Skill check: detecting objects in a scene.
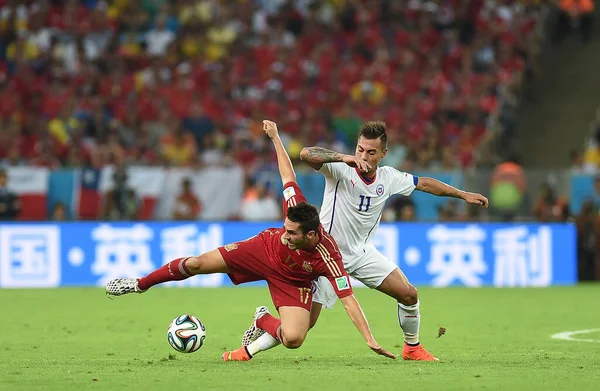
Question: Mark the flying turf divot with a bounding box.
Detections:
[551,328,600,343]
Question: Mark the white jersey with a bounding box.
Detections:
[318,163,417,256]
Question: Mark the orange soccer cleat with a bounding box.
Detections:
[222,346,252,362]
[402,343,439,362]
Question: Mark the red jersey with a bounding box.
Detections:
[258,182,353,299]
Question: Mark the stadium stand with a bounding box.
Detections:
[0,0,549,220]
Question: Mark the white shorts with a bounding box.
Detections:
[312,244,398,309]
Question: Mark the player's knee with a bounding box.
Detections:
[283,337,305,349]
[400,285,418,306]
[397,284,419,305]
[184,256,203,275]
[282,332,306,349]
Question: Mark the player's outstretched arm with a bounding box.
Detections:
[416,177,489,208]
[263,120,296,184]
[339,294,397,359]
[300,147,371,173]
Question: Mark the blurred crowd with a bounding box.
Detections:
[0,1,597,279]
[0,0,547,175]
[0,0,580,222]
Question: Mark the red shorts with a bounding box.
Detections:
[218,236,312,311]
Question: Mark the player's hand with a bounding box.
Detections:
[341,155,372,173]
[367,340,397,359]
[463,192,489,208]
[263,120,279,139]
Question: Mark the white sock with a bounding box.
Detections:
[247,332,281,356]
[398,300,420,345]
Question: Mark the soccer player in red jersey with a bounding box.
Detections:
[106,120,396,361]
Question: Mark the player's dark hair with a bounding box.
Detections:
[358,121,387,150]
[287,202,320,235]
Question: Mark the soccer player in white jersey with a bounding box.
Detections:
[240,121,488,361]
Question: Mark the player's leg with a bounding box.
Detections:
[376,268,420,342]
[242,278,328,354]
[230,289,323,362]
[278,306,310,347]
[257,280,312,348]
[223,305,310,362]
[250,304,310,348]
[107,236,269,296]
[222,305,281,362]
[245,306,280,351]
[309,301,322,329]
[106,249,230,296]
[309,276,338,328]
[233,296,322,362]
[352,246,438,361]
[223,280,312,361]
[139,250,230,290]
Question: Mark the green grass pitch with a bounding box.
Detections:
[1,285,600,391]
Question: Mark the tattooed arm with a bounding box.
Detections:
[299,147,344,170]
[300,147,371,172]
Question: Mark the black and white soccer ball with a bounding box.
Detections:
[167,315,206,353]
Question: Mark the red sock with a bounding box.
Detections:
[138,257,193,291]
[256,314,282,342]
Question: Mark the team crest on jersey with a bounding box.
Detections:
[224,243,238,252]
[302,261,313,273]
[376,184,385,196]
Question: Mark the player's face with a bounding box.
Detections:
[355,137,387,174]
[282,218,312,250]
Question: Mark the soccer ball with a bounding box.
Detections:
[167,315,206,353]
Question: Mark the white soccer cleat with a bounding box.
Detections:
[105,278,146,297]
[241,306,270,346]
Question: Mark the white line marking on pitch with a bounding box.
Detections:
[551,329,600,343]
